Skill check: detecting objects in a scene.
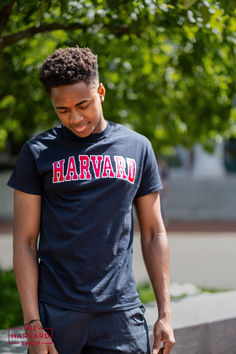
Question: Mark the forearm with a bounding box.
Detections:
[13,240,40,323]
[135,192,175,352]
[141,230,171,319]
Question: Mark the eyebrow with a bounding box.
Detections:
[56,99,89,110]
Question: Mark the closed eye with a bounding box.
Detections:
[79,103,90,110]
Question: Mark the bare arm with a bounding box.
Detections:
[135,191,175,354]
[13,189,41,323]
[13,189,58,353]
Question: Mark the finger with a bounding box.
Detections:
[163,339,175,354]
[152,340,162,354]
[163,344,170,354]
[152,327,163,353]
[152,347,164,354]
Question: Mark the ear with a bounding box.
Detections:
[97,83,106,102]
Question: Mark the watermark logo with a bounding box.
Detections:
[8,326,53,346]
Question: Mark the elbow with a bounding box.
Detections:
[151,229,167,241]
[141,230,168,253]
[13,234,38,261]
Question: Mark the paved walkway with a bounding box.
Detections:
[133,231,236,289]
[1,231,236,289]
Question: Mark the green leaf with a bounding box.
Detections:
[183,0,199,10]
[0,129,7,150]
[41,0,52,12]
[200,5,211,25]
[60,0,68,14]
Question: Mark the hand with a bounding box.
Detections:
[152,317,175,354]
[26,322,59,354]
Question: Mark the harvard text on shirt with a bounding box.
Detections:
[52,155,136,184]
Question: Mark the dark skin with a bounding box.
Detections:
[13,191,57,354]
[135,192,175,353]
[50,81,106,138]
[13,81,175,353]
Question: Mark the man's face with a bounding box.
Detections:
[50,81,106,138]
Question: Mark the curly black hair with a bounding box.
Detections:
[39,47,99,94]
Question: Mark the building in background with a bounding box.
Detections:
[163,138,236,224]
[170,138,236,178]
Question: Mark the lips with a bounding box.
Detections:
[71,122,88,131]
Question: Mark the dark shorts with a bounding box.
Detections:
[28,301,150,354]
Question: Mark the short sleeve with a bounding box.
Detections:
[7,142,42,195]
[135,139,163,199]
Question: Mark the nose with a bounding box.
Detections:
[69,109,83,123]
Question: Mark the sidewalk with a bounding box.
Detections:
[133,231,236,289]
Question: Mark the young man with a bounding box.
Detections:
[8,47,175,354]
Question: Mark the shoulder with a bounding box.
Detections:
[24,125,63,158]
[27,125,62,144]
[108,121,151,146]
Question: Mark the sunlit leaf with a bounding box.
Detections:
[183,0,199,10]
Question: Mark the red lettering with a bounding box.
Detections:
[65,156,79,181]
[102,155,115,178]
[126,158,136,183]
[114,156,127,180]
[52,160,65,183]
[51,155,136,183]
[90,155,103,178]
[79,155,92,180]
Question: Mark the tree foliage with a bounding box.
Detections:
[0,0,235,154]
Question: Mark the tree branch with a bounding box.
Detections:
[0,1,16,37]
[0,22,130,49]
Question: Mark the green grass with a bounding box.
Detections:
[137,282,156,304]
[198,287,231,294]
[137,282,232,304]
[0,269,23,329]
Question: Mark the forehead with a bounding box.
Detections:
[50,81,97,106]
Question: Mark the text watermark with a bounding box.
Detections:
[8,326,53,346]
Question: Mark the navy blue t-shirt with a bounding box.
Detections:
[8,121,163,312]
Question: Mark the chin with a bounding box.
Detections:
[74,130,91,138]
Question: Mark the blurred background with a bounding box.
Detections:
[0,0,236,335]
